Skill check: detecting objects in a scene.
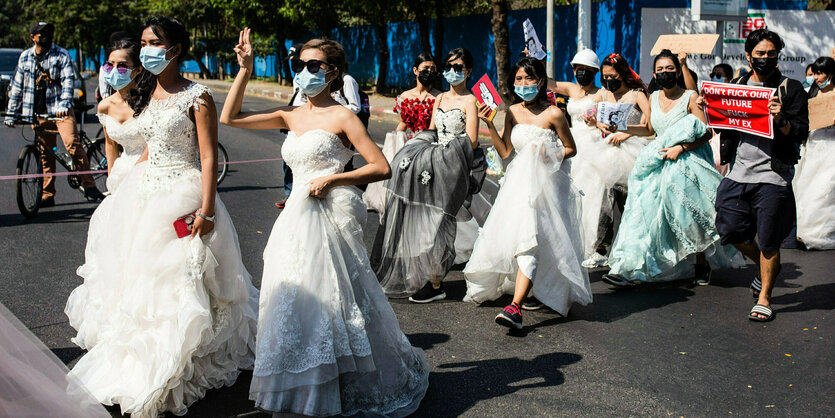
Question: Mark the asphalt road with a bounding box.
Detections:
[0,80,832,417]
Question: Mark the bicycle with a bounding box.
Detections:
[2,104,107,218]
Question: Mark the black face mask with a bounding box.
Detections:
[604,78,622,92]
[36,35,52,48]
[417,69,438,86]
[751,57,778,76]
[655,71,678,89]
[574,69,595,86]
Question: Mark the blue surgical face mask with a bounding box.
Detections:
[103,66,134,91]
[818,76,831,90]
[803,76,815,89]
[293,67,330,97]
[443,68,467,86]
[514,84,539,102]
[140,46,173,75]
[711,75,725,82]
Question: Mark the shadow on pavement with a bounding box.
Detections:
[217,185,281,194]
[51,346,85,364]
[0,205,94,226]
[407,332,451,350]
[414,352,582,416]
[770,281,835,314]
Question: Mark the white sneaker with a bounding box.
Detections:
[581,252,609,269]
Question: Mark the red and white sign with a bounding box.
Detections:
[472,74,502,122]
[701,81,776,139]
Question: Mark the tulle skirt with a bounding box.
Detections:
[463,140,592,315]
[65,167,259,418]
[105,152,141,193]
[607,115,743,282]
[794,126,835,249]
[570,123,648,258]
[251,182,429,417]
[371,131,485,297]
[363,130,408,216]
[0,302,109,418]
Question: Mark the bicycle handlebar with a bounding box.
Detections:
[1,112,63,124]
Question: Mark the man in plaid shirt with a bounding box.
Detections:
[4,22,104,205]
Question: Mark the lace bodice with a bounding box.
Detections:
[650,90,695,137]
[435,108,466,146]
[282,129,354,186]
[137,82,210,193]
[511,124,560,152]
[97,113,145,157]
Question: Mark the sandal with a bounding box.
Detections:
[749,304,774,322]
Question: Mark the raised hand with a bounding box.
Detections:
[678,51,688,67]
[234,27,254,71]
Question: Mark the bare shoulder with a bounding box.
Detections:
[96,97,112,115]
[547,104,566,122]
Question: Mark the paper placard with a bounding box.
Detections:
[650,34,720,56]
[523,19,546,60]
[701,80,776,139]
[808,93,835,131]
[596,102,634,130]
[831,47,835,59]
[472,74,503,122]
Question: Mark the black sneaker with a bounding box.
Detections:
[602,273,632,287]
[521,297,544,311]
[83,186,105,203]
[694,264,712,286]
[40,196,55,208]
[408,282,446,303]
[495,303,523,330]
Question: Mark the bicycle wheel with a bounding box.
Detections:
[85,138,109,191]
[217,142,229,185]
[16,144,43,218]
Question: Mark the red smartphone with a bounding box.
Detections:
[173,212,196,238]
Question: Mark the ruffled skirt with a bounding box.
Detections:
[463,141,592,315]
[251,183,429,417]
[65,168,259,418]
[794,126,835,249]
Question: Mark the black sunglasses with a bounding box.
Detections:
[291,58,332,74]
[444,63,465,72]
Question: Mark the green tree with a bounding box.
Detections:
[0,0,31,48]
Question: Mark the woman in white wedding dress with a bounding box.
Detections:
[65,17,258,418]
[465,57,591,330]
[220,30,429,417]
[794,57,835,249]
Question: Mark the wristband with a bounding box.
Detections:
[197,211,215,223]
[680,144,686,152]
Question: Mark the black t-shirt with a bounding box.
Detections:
[33,52,49,114]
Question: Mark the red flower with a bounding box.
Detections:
[395,97,435,135]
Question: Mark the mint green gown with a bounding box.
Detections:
[607,90,741,282]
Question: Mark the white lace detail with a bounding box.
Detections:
[137,82,211,195]
[97,113,145,157]
[420,170,431,185]
[399,157,412,170]
[281,129,353,186]
[253,229,372,375]
[435,108,466,146]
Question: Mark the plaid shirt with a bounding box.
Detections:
[5,44,75,121]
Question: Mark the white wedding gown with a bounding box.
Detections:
[463,124,592,315]
[794,125,835,249]
[98,113,145,192]
[65,82,259,418]
[566,95,648,259]
[251,129,430,416]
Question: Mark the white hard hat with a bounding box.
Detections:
[570,48,600,70]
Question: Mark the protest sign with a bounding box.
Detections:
[650,34,720,56]
[472,74,502,122]
[523,19,546,60]
[596,102,634,130]
[808,93,835,131]
[701,80,776,138]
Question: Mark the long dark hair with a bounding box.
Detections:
[105,35,155,116]
[413,52,435,70]
[141,16,190,64]
[445,48,473,71]
[508,57,549,105]
[601,53,646,92]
